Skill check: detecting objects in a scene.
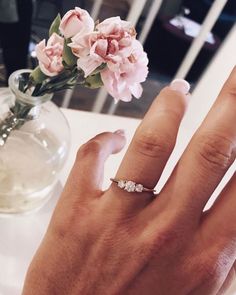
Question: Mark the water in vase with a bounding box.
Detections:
[0,128,66,214]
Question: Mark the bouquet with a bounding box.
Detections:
[32,7,149,101]
[0,7,148,145]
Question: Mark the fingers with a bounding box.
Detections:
[201,172,236,247]
[196,173,236,295]
[107,80,190,211]
[159,67,236,223]
[216,263,236,295]
[62,131,126,199]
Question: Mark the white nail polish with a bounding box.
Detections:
[114,129,126,136]
[170,79,190,94]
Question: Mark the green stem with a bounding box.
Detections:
[30,67,83,97]
[0,102,32,146]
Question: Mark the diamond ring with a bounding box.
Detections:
[110,178,156,193]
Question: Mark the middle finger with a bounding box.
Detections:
[157,67,236,224]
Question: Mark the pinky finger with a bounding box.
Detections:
[216,264,236,295]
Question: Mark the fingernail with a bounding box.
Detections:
[114,129,126,136]
[170,79,190,94]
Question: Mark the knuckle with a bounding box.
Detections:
[133,130,175,158]
[197,253,224,285]
[195,132,235,170]
[51,204,93,241]
[153,229,179,250]
[77,140,103,159]
[144,219,186,254]
[201,260,219,283]
[194,239,232,286]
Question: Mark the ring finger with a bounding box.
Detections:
[107,79,190,212]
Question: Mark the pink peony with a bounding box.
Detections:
[69,16,136,77]
[101,40,149,102]
[59,7,94,39]
[35,33,64,77]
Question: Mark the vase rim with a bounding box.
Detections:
[8,69,53,106]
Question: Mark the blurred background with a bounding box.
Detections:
[0,0,235,118]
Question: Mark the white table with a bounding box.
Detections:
[0,108,235,295]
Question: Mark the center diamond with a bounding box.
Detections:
[124,181,136,192]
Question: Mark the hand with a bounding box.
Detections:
[23,70,236,295]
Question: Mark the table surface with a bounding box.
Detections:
[0,108,235,295]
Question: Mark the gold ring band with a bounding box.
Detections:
[110,178,156,193]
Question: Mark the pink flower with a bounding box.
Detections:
[69,32,97,59]
[101,40,149,102]
[69,16,136,77]
[59,7,94,39]
[35,33,64,77]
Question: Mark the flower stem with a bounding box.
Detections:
[0,102,32,146]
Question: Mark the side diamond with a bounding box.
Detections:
[135,184,144,192]
[118,180,126,189]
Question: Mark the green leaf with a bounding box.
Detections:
[30,66,47,84]
[62,38,77,67]
[49,14,61,36]
[91,63,107,75]
[85,73,103,89]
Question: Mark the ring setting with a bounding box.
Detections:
[110,178,156,193]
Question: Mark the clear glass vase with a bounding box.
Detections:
[0,69,70,214]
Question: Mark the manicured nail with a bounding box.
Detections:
[170,79,190,94]
[114,129,126,136]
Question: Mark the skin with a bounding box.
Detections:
[23,68,236,295]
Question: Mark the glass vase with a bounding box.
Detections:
[0,69,70,214]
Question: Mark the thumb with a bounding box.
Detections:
[63,130,126,198]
